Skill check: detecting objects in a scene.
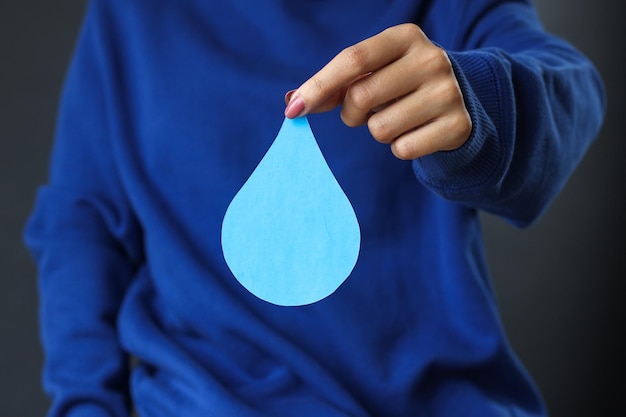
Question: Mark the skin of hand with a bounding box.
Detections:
[284,23,472,160]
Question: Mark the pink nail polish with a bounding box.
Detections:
[284,89,296,105]
[284,96,305,119]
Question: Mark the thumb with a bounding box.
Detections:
[284,87,347,118]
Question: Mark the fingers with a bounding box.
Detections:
[339,54,423,127]
[387,109,472,160]
[283,23,472,159]
[364,61,466,143]
[285,24,422,118]
[351,45,471,159]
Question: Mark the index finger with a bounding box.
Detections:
[285,25,415,118]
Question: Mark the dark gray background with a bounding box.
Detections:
[1,1,624,416]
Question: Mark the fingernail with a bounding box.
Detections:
[284,89,296,105]
[284,95,305,118]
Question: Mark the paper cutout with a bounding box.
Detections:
[221,116,360,306]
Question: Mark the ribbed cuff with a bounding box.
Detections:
[413,50,511,200]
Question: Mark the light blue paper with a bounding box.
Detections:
[221,116,361,306]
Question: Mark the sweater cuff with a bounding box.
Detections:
[413,50,509,199]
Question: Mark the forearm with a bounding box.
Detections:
[414,1,606,226]
[39,246,132,417]
[25,185,140,417]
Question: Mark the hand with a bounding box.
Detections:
[284,24,472,160]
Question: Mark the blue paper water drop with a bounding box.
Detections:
[221,116,360,306]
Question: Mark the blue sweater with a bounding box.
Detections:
[24,0,605,416]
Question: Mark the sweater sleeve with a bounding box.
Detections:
[414,0,606,227]
[23,2,142,416]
